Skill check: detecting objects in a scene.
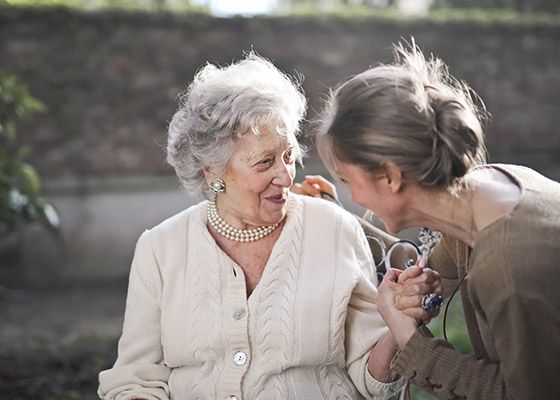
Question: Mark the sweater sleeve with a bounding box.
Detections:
[393,290,560,400]
[390,230,509,399]
[391,326,506,399]
[98,230,171,400]
[344,219,405,400]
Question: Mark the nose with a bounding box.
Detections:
[272,161,295,188]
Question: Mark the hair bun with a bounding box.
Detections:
[422,91,485,187]
[316,39,488,191]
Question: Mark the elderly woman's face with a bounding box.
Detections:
[216,126,297,228]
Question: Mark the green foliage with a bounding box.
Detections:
[428,292,473,354]
[426,7,560,25]
[432,0,560,14]
[0,69,59,238]
[277,0,560,16]
[274,2,560,25]
[2,0,209,13]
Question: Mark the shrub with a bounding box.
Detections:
[0,69,59,238]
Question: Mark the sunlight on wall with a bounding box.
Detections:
[396,0,433,16]
[194,0,277,16]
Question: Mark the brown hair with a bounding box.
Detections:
[317,40,487,190]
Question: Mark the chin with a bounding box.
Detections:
[386,219,412,235]
[384,224,399,235]
[380,218,400,235]
[264,206,288,225]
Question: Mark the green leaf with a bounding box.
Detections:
[19,162,41,194]
[0,69,51,236]
[3,120,16,140]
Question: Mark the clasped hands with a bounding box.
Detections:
[377,258,443,348]
[293,175,443,349]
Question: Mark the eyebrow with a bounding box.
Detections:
[252,149,273,160]
[247,150,272,166]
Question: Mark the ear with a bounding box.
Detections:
[383,161,403,193]
[202,165,214,185]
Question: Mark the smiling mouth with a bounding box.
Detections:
[265,193,288,204]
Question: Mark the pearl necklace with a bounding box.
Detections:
[207,200,279,242]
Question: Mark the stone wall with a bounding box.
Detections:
[2,7,560,179]
[1,7,559,283]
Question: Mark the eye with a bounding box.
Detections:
[259,158,273,165]
[283,148,295,164]
[254,157,273,170]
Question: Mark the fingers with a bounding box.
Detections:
[397,257,427,283]
[395,261,443,323]
[395,275,443,306]
[291,182,306,195]
[378,269,403,304]
[381,268,403,285]
[395,293,423,310]
[291,180,322,198]
[397,265,422,284]
[399,267,441,287]
[395,291,441,324]
[402,307,440,325]
[304,175,338,198]
[292,175,339,204]
[290,183,304,194]
[398,282,442,297]
[394,286,443,307]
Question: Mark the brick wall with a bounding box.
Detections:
[1,7,560,181]
[1,7,559,282]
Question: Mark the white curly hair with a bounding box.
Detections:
[166,52,307,198]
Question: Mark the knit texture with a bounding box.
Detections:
[98,194,404,400]
[392,164,560,400]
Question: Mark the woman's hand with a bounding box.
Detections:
[395,258,443,325]
[377,268,419,349]
[292,175,338,202]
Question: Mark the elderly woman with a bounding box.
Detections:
[314,41,560,399]
[97,54,441,400]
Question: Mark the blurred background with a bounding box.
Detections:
[1,0,559,398]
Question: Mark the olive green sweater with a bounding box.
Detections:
[390,164,560,399]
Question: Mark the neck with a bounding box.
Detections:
[207,199,280,243]
[405,185,478,248]
[215,194,253,230]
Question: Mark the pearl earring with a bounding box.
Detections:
[210,178,226,194]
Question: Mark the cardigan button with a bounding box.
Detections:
[233,309,246,320]
[233,351,247,366]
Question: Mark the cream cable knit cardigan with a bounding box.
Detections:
[98,194,403,400]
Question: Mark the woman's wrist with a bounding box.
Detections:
[393,325,416,349]
[367,331,401,382]
[383,314,417,349]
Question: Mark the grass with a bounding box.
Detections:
[0,334,118,400]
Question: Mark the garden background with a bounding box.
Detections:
[1,0,559,399]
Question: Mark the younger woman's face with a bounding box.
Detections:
[335,160,406,234]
